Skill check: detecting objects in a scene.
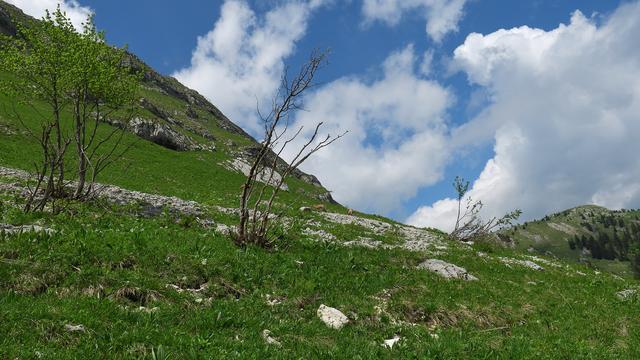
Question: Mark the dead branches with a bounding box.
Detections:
[234,50,346,247]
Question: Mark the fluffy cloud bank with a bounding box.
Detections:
[408,3,640,231]
[6,0,92,30]
[361,0,467,42]
[285,45,453,212]
[173,0,325,134]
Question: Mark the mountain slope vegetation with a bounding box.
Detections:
[507,205,640,277]
[1,2,639,358]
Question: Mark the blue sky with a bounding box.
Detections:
[9,0,640,230]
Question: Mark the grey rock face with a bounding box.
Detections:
[417,259,478,281]
[128,118,215,152]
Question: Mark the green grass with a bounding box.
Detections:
[0,70,331,212]
[1,39,639,359]
[1,197,639,358]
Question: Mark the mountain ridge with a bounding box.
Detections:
[0,0,330,198]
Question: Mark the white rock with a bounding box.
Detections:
[0,224,56,235]
[525,255,561,268]
[137,306,159,314]
[499,257,544,271]
[228,158,288,190]
[64,324,86,332]
[302,228,336,241]
[382,335,401,349]
[616,289,637,301]
[317,304,349,329]
[215,223,233,234]
[417,259,478,281]
[299,206,311,212]
[262,330,282,346]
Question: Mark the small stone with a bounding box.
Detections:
[299,206,311,212]
[137,306,159,313]
[64,324,86,332]
[265,294,283,306]
[382,335,401,349]
[317,304,349,329]
[262,329,282,346]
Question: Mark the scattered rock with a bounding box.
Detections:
[320,212,442,251]
[499,257,544,271]
[0,224,56,235]
[262,330,282,346]
[417,259,478,281]
[0,122,17,135]
[317,304,349,329]
[525,255,561,268]
[214,223,233,234]
[299,206,311,212]
[226,158,288,190]
[136,306,159,314]
[616,289,637,301]
[547,222,579,236]
[94,183,203,216]
[302,228,336,242]
[64,324,86,332]
[382,335,401,349]
[265,294,285,306]
[185,106,199,119]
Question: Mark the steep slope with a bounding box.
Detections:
[505,205,640,276]
[1,2,640,358]
[2,167,640,358]
[0,0,329,202]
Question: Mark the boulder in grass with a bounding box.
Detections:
[417,259,478,281]
[317,304,349,329]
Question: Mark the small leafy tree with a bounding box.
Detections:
[235,50,346,248]
[0,8,76,211]
[450,176,521,242]
[66,17,139,198]
[453,176,469,232]
[0,7,139,211]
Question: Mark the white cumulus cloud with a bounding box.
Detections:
[361,0,467,42]
[173,0,326,134]
[6,0,92,30]
[408,3,640,231]
[284,45,453,212]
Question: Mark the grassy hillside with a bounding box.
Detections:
[1,175,640,358]
[0,0,333,208]
[505,205,640,277]
[1,1,640,358]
